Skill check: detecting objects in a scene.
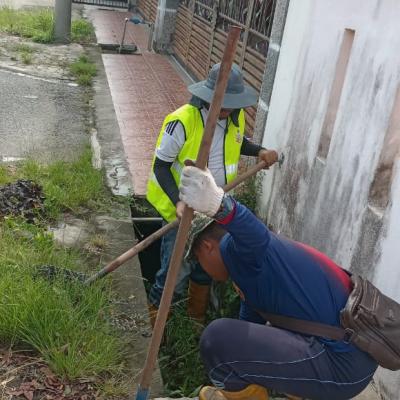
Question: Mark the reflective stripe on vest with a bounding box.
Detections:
[146,104,245,222]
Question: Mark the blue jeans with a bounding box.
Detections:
[148,223,212,307]
[201,318,378,400]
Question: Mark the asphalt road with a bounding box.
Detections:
[0,69,87,163]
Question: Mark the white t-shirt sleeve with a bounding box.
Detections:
[156,120,186,163]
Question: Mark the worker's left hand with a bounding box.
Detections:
[258,149,279,169]
[179,166,224,217]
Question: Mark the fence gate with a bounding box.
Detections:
[173,0,276,135]
[72,0,128,8]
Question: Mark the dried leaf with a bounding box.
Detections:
[23,390,34,400]
[6,389,21,396]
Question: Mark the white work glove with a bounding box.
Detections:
[179,166,224,217]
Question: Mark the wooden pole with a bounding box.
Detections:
[84,160,270,285]
[135,25,242,400]
[83,219,179,285]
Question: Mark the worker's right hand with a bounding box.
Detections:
[176,200,186,219]
[179,166,224,217]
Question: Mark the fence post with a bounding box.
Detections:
[239,0,255,68]
[153,0,180,53]
[184,0,196,60]
[54,0,72,43]
[206,0,220,72]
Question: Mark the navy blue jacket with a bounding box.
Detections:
[219,200,354,352]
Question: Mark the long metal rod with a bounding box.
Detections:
[135,26,242,400]
[84,159,269,286]
[119,18,129,53]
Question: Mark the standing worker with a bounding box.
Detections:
[178,165,378,400]
[146,63,278,325]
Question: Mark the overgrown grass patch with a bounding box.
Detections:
[0,7,54,43]
[16,43,35,53]
[70,55,97,86]
[0,218,124,379]
[0,164,10,184]
[160,304,206,397]
[71,19,95,43]
[235,171,264,213]
[20,50,32,64]
[0,8,95,44]
[0,217,82,271]
[159,284,240,397]
[5,148,108,220]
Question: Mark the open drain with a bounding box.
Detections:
[98,16,153,54]
[99,43,137,54]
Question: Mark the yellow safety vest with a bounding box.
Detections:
[147,104,245,222]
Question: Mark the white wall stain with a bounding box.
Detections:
[260,0,400,397]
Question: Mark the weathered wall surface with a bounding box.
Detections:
[259,0,400,398]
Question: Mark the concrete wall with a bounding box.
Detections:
[259,0,400,398]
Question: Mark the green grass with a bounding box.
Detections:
[16,43,34,53]
[234,171,264,213]
[0,149,131,385]
[0,165,10,184]
[160,304,206,397]
[0,7,54,43]
[0,217,81,271]
[1,148,108,220]
[0,8,95,44]
[70,55,97,86]
[159,283,240,397]
[20,50,32,64]
[71,19,95,43]
[0,218,124,379]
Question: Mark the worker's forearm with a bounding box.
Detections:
[240,136,264,157]
[216,195,271,255]
[153,157,180,206]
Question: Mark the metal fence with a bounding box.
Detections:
[72,0,128,8]
[172,0,277,134]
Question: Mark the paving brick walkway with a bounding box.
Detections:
[88,8,190,195]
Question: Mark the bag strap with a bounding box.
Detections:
[256,310,353,342]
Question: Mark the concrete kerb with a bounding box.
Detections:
[88,42,164,397]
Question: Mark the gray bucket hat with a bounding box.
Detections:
[187,63,258,109]
[184,213,214,261]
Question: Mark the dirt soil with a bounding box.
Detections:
[0,348,100,400]
[0,33,84,81]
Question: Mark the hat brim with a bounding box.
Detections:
[184,217,214,261]
[187,81,258,109]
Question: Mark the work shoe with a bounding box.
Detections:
[187,280,211,325]
[147,303,172,330]
[147,302,158,329]
[199,384,269,400]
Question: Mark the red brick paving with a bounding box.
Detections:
[88,9,190,195]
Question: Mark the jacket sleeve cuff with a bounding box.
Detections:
[215,194,236,225]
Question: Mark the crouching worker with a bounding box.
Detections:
[179,166,377,400]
